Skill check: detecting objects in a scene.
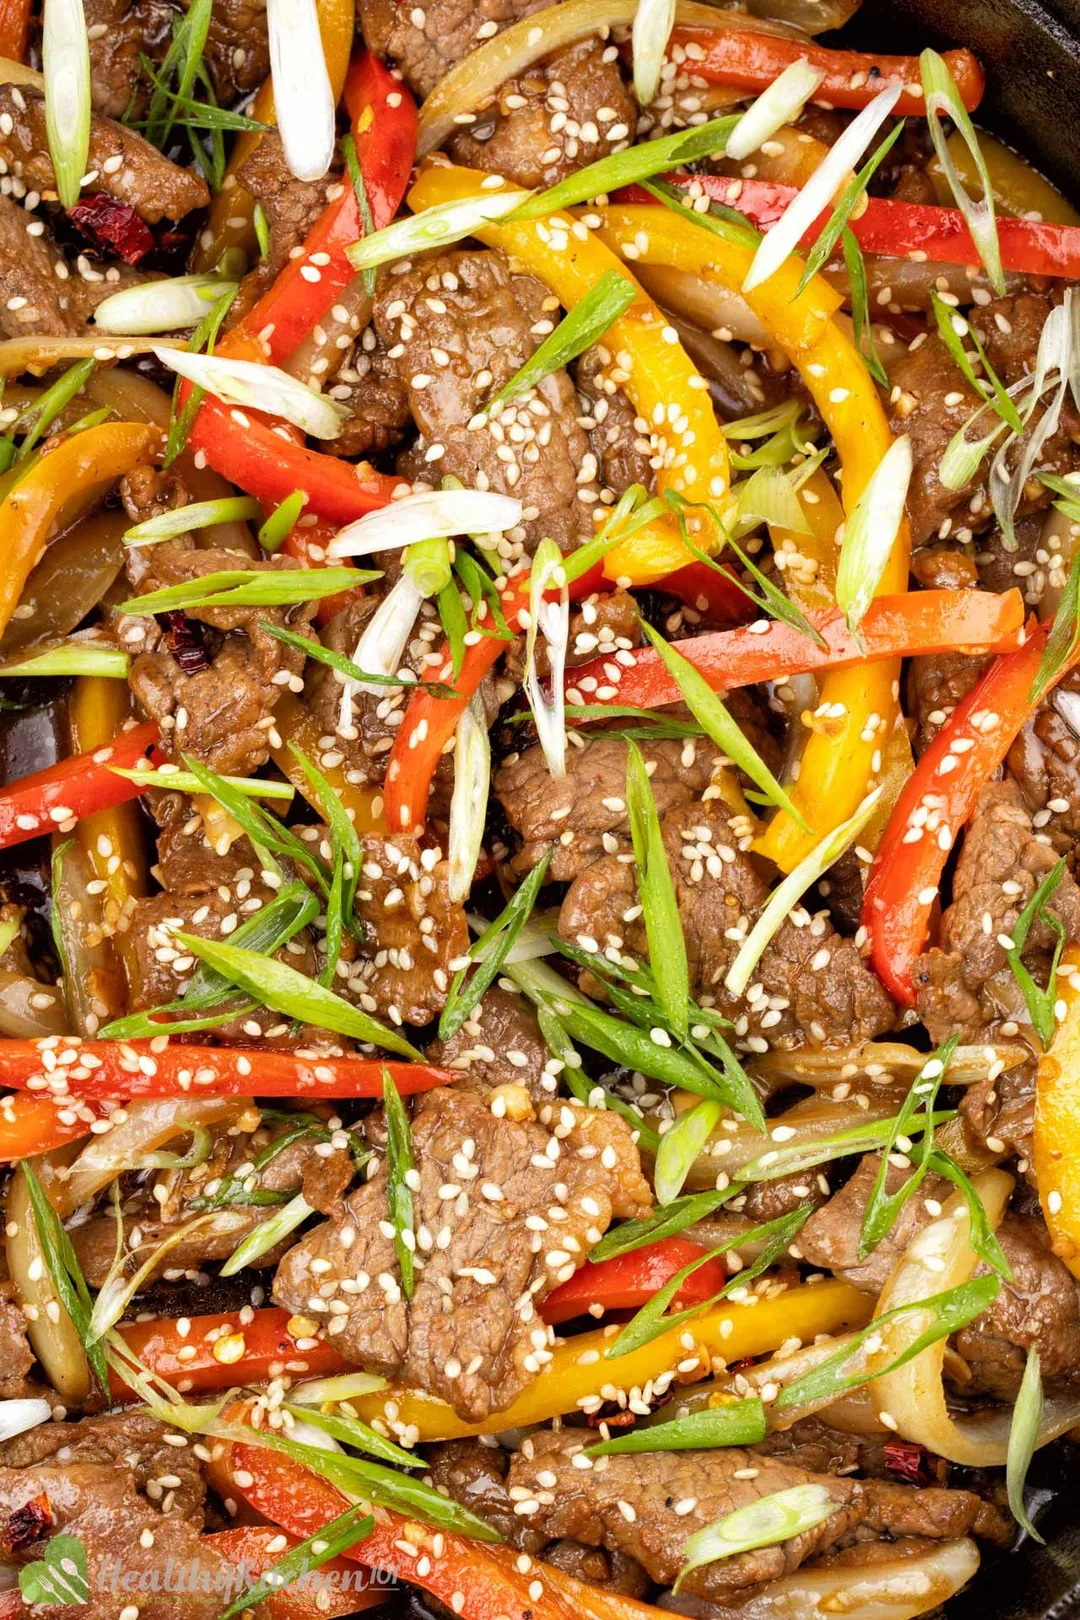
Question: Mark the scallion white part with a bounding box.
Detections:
[328,489,522,558]
[289,1371,388,1404]
[42,0,91,211]
[0,642,130,679]
[0,1397,52,1442]
[345,189,534,273]
[835,436,912,632]
[339,571,425,729]
[448,692,491,904]
[742,82,902,293]
[725,788,881,999]
[676,1484,839,1590]
[219,1194,314,1277]
[94,276,238,335]
[267,0,335,182]
[725,59,825,162]
[153,347,346,440]
[125,495,261,545]
[632,0,677,107]
[989,293,1074,549]
[524,538,570,780]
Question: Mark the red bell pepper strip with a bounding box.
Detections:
[0,0,31,60]
[282,515,371,623]
[540,1238,726,1326]
[207,1528,388,1618]
[209,1431,665,1620]
[112,1307,351,1399]
[385,578,528,834]
[566,589,1025,711]
[666,30,983,116]
[0,718,158,852]
[235,53,417,366]
[863,620,1069,1005]
[657,560,754,626]
[0,1040,457,1099]
[662,174,1080,282]
[0,1092,113,1162]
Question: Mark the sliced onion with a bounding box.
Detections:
[0,966,69,1038]
[0,56,43,91]
[448,691,491,904]
[725,60,825,162]
[94,276,238,336]
[633,264,769,349]
[0,1398,51,1442]
[42,0,91,211]
[868,1170,1080,1463]
[632,0,678,107]
[6,1162,90,1405]
[729,1537,981,1620]
[721,1333,885,1436]
[725,788,880,998]
[267,0,335,183]
[750,1041,1029,1094]
[54,1096,245,1218]
[153,348,345,440]
[328,489,522,559]
[0,334,186,378]
[525,537,569,780]
[0,509,127,658]
[746,0,860,33]
[416,0,801,157]
[835,436,912,632]
[743,82,903,293]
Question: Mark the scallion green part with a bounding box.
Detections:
[258,490,306,553]
[626,738,688,1041]
[487,270,636,411]
[383,1069,416,1300]
[121,567,377,615]
[125,496,261,547]
[217,1504,374,1620]
[588,1398,766,1455]
[438,848,552,1040]
[0,643,130,680]
[1007,1346,1045,1542]
[675,1484,839,1590]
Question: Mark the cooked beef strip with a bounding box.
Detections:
[323,333,411,459]
[912,778,1080,1044]
[372,249,602,560]
[201,0,271,106]
[361,0,634,188]
[235,134,340,280]
[505,589,642,687]
[0,1282,35,1398]
[336,832,470,1027]
[560,801,895,1049]
[0,193,149,338]
[505,1429,1009,1601]
[428,1438,651,1596]
[953,1214,1080,1400]
[426,987,556,1107]
[0,84,208,223]
[959,1056,1036,1170]
[496,734,721,882]
[575,345,654,499]
[1007,666,1080,840]
[0,1412,235,1620]
[85,0,176,119]
[125,544,314,777]
[907,652,987,756]
[273,1085,651,1422]
[70,1110,354,1287]
[887,294,1080,549]
[799,1154,950,1296]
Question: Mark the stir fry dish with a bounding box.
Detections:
[5,0,1080,1614]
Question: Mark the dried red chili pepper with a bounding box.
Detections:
[67,194,155,265]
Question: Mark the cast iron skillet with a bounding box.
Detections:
[836,2,1080,1614]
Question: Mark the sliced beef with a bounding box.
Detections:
[959,1056,1036,1169]
[1007,666,1080,839]
[576,345,653,500]
[426,987,555,1107]
[0,1412,235,1620]
[372,250,599,559]
[496,734,720,882]
[325,335,411,459]
[235,133,339,279]
[365,0,634,188]
[560,802,895,1049]
[0,1283,34,1398]
[273,1085,651,1422]
[912,779,1080,1043]
[340,833,470,1027]
[953,1214,1080,1401]
[126,544,313,776]
[0,84,208,223]
[908,652,987,756]
[799,1154,949,1295]
[505,1429,1009,1601]
[0,193,91,337]
[85,0,176,119]
[202,0,271,105]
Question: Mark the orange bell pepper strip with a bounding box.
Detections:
[0,0,31,61]
[668,30,984,117]
[0,1092,108,1162]
[590,202,913,872]
[190,0,354,274]
[0,421,163,639]
[405,165,732,586]
[1034,944,1080,1281]
[343,1277,870,1441]
[207,1527,388,1618]
[112,1306,352,1399]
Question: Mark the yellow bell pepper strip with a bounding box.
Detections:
[592,203,913,871]
[405,165,732,586]
[343,1277,869,1442]
[769,465,843,614]
[270,689,388,835]
[1034,944,1080,1280]
[929,128,1080,228]
[67,678,149,990]
[189,0,354,275]
[0,421,163,639]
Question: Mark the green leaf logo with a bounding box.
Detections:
[19,1535,89,1606]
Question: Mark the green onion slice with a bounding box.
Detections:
[383,1069,416,1301]
[125,496,260,546]
[921,48,1005,296]
[835,437,912,634]
[588,1397,766,1455]
[1007,1346,1045,1542]
[626,738,689,1041]
[347,189,533,273]
[217,1504,374,1620]
[675,1484,839,1590]
[43,0,92,210]
[121,567,374,615]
